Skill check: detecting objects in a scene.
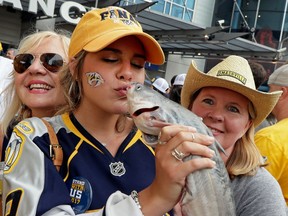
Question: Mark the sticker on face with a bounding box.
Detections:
[86,72,104,87]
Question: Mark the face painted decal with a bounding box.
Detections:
[86,72,104,87]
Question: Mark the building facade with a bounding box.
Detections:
[0,0,287,81]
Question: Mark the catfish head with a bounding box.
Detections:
[127,82,172,146]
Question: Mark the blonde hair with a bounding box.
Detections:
[226,125,264,179]
[0,30,70,135]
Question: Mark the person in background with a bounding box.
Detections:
[0,30,70,159]
[0,56,13,121]
[0,42,2,50]
[0,50,13,214]
[249,61,277,132]
[181,55,286,215]
[255,64,288,205]
[169,73,186,104]
[249,61,267,89]
[170,74,177,86]
[0,42,3,56]
[6,48,18,60]
[152,77,169,97]
[3,7,216,215]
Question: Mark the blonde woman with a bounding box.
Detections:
[0,30,70,159]
[180,55,286,215]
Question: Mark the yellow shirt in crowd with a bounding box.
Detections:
[255,118,288,205]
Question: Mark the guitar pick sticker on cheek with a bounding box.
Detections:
[86,72,105,87]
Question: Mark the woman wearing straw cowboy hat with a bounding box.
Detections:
[180,55,287,215]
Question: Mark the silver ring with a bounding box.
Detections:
[158,132,162,140]
[191,133,196,141]
[171,148,185,161]
[158,140,167,145]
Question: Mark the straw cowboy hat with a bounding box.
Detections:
[181,55,282,127]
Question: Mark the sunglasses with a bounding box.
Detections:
[13,53,65,74]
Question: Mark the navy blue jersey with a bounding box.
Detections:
[3,113,162,215]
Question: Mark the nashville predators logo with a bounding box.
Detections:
[4,132,23,172]
[86,72,104,87]
[109,162,126,177]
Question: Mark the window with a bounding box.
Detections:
[165,2,171,15]
[171,5,183,19]
[186,0,195,9]
[149,0,195,21]
[184,9,193,22]
[151,0,165,12]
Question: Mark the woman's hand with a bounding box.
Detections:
[138,125,216,216]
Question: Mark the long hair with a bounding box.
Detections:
[58,50,87,114]
[0,30,70,135]
[225,125,264,179]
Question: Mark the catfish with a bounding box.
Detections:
[126,82,236,216]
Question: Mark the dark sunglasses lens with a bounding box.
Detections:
[14,54,34,74]
[41,53,64,72]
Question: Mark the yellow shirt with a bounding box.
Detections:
[255,118,288,205]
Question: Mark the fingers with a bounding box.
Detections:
[158,125,197,144]
[156,124,216,169]
[173,143,215,161]
[172,157,216,179]
[158,125,215,153]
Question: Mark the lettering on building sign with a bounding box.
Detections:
[0,0,88,24]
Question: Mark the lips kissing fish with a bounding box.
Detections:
[126,82,236,216]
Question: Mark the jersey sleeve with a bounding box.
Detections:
[3,118,70,215]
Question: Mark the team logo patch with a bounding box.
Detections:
[15,121,33,134]
[109,162,126,177]
[100,8,140,28]
[68,177,93,214]
[4,132,23,172]
[217,70,247,84]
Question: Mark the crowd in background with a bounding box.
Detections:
[0,6,287,215]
